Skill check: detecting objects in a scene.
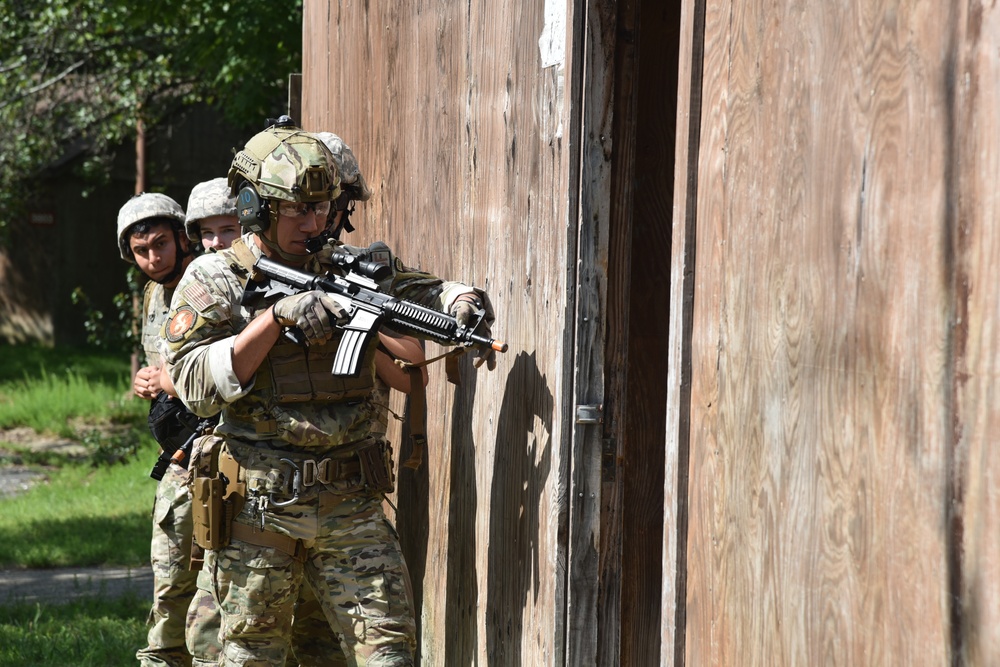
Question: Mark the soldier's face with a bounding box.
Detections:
[199,215,241,251]
[129,222,188,281]
[274,205,326,257]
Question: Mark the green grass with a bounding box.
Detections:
[0,594,148,667]
[0,343,145,437]
[0,344,157,665]
[0,343,156,568]
[0,439,157,568]
[0,343,132,384]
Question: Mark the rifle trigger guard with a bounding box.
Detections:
[269,458,302,507]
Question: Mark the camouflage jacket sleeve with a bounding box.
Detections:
[324,241,495,325]
[155,250,255,417]
[141,281,170,368]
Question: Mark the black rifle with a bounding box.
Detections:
[149,417,217,481]
[253,250,507,377]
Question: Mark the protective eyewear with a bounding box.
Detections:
[277,200,332,218]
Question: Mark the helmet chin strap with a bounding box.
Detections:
[332,204,356,241]
[305,216,341,253]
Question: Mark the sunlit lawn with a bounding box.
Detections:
[0,344,155,665]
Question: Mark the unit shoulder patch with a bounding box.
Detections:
[166,305,198,342]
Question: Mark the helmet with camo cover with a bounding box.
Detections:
[227,121,341,206]
[116,192,185,262]
[315,132,372,205]
[184,177,237,241]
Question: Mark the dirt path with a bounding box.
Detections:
[0,565,153,604]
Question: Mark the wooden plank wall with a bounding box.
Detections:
[301,1,580,664]
[675,0,1000,664]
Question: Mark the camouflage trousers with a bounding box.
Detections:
[137,464,200,667]
[189,550,350,667]
[186,567,222,667]
[210,487,416,666]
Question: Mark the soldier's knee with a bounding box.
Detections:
[220,639,287,666]
[365,643,414,667]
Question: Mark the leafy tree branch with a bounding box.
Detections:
[0,0,303,238]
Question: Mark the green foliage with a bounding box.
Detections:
[0,0,303,235]
[71,265,145,355]
[0,595,148,666]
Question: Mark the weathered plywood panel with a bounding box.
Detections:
[302,1,577,664]
[679,1,1000,664]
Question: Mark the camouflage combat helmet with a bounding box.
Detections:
[315,132,373,203]
[185,177,237,241]
[228,123,341,204]
[116,192,185,262]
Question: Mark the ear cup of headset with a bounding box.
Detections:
[237,184,270,233]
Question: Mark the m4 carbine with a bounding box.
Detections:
[253,249,507,377]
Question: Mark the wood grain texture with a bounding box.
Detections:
[565,0,615,662]
[663,0,706,662]
[302,1,577,663]
[682,1,1000,665]
[949,2,1000,663]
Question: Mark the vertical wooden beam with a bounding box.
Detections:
[662,0,705,663]
[564,0,616,663]
[949,2,1000,663]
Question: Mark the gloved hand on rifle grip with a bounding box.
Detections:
[450,293,497,371]
[272,290,349,346]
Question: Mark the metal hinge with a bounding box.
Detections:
[575,404,603,424]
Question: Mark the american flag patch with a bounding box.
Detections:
[182,281,214,312]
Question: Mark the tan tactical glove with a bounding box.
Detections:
[451,293,497,371]
[272,290,348,346]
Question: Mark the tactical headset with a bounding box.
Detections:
[237,182,272,233]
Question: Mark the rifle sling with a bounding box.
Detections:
[393,348,467,470]
[401,366,426,470]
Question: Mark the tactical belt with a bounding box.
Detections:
[229,438,374,497]
[230,521,305,561]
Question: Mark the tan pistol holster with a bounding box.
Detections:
[189,434,246,550]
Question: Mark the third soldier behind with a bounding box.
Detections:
[117,192,200,667]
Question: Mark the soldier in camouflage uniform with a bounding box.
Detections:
[117,193,200,667]
[180,178,238,667]
[181,155,426,667]
[186,178,242,254]
[164,125,448,666]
